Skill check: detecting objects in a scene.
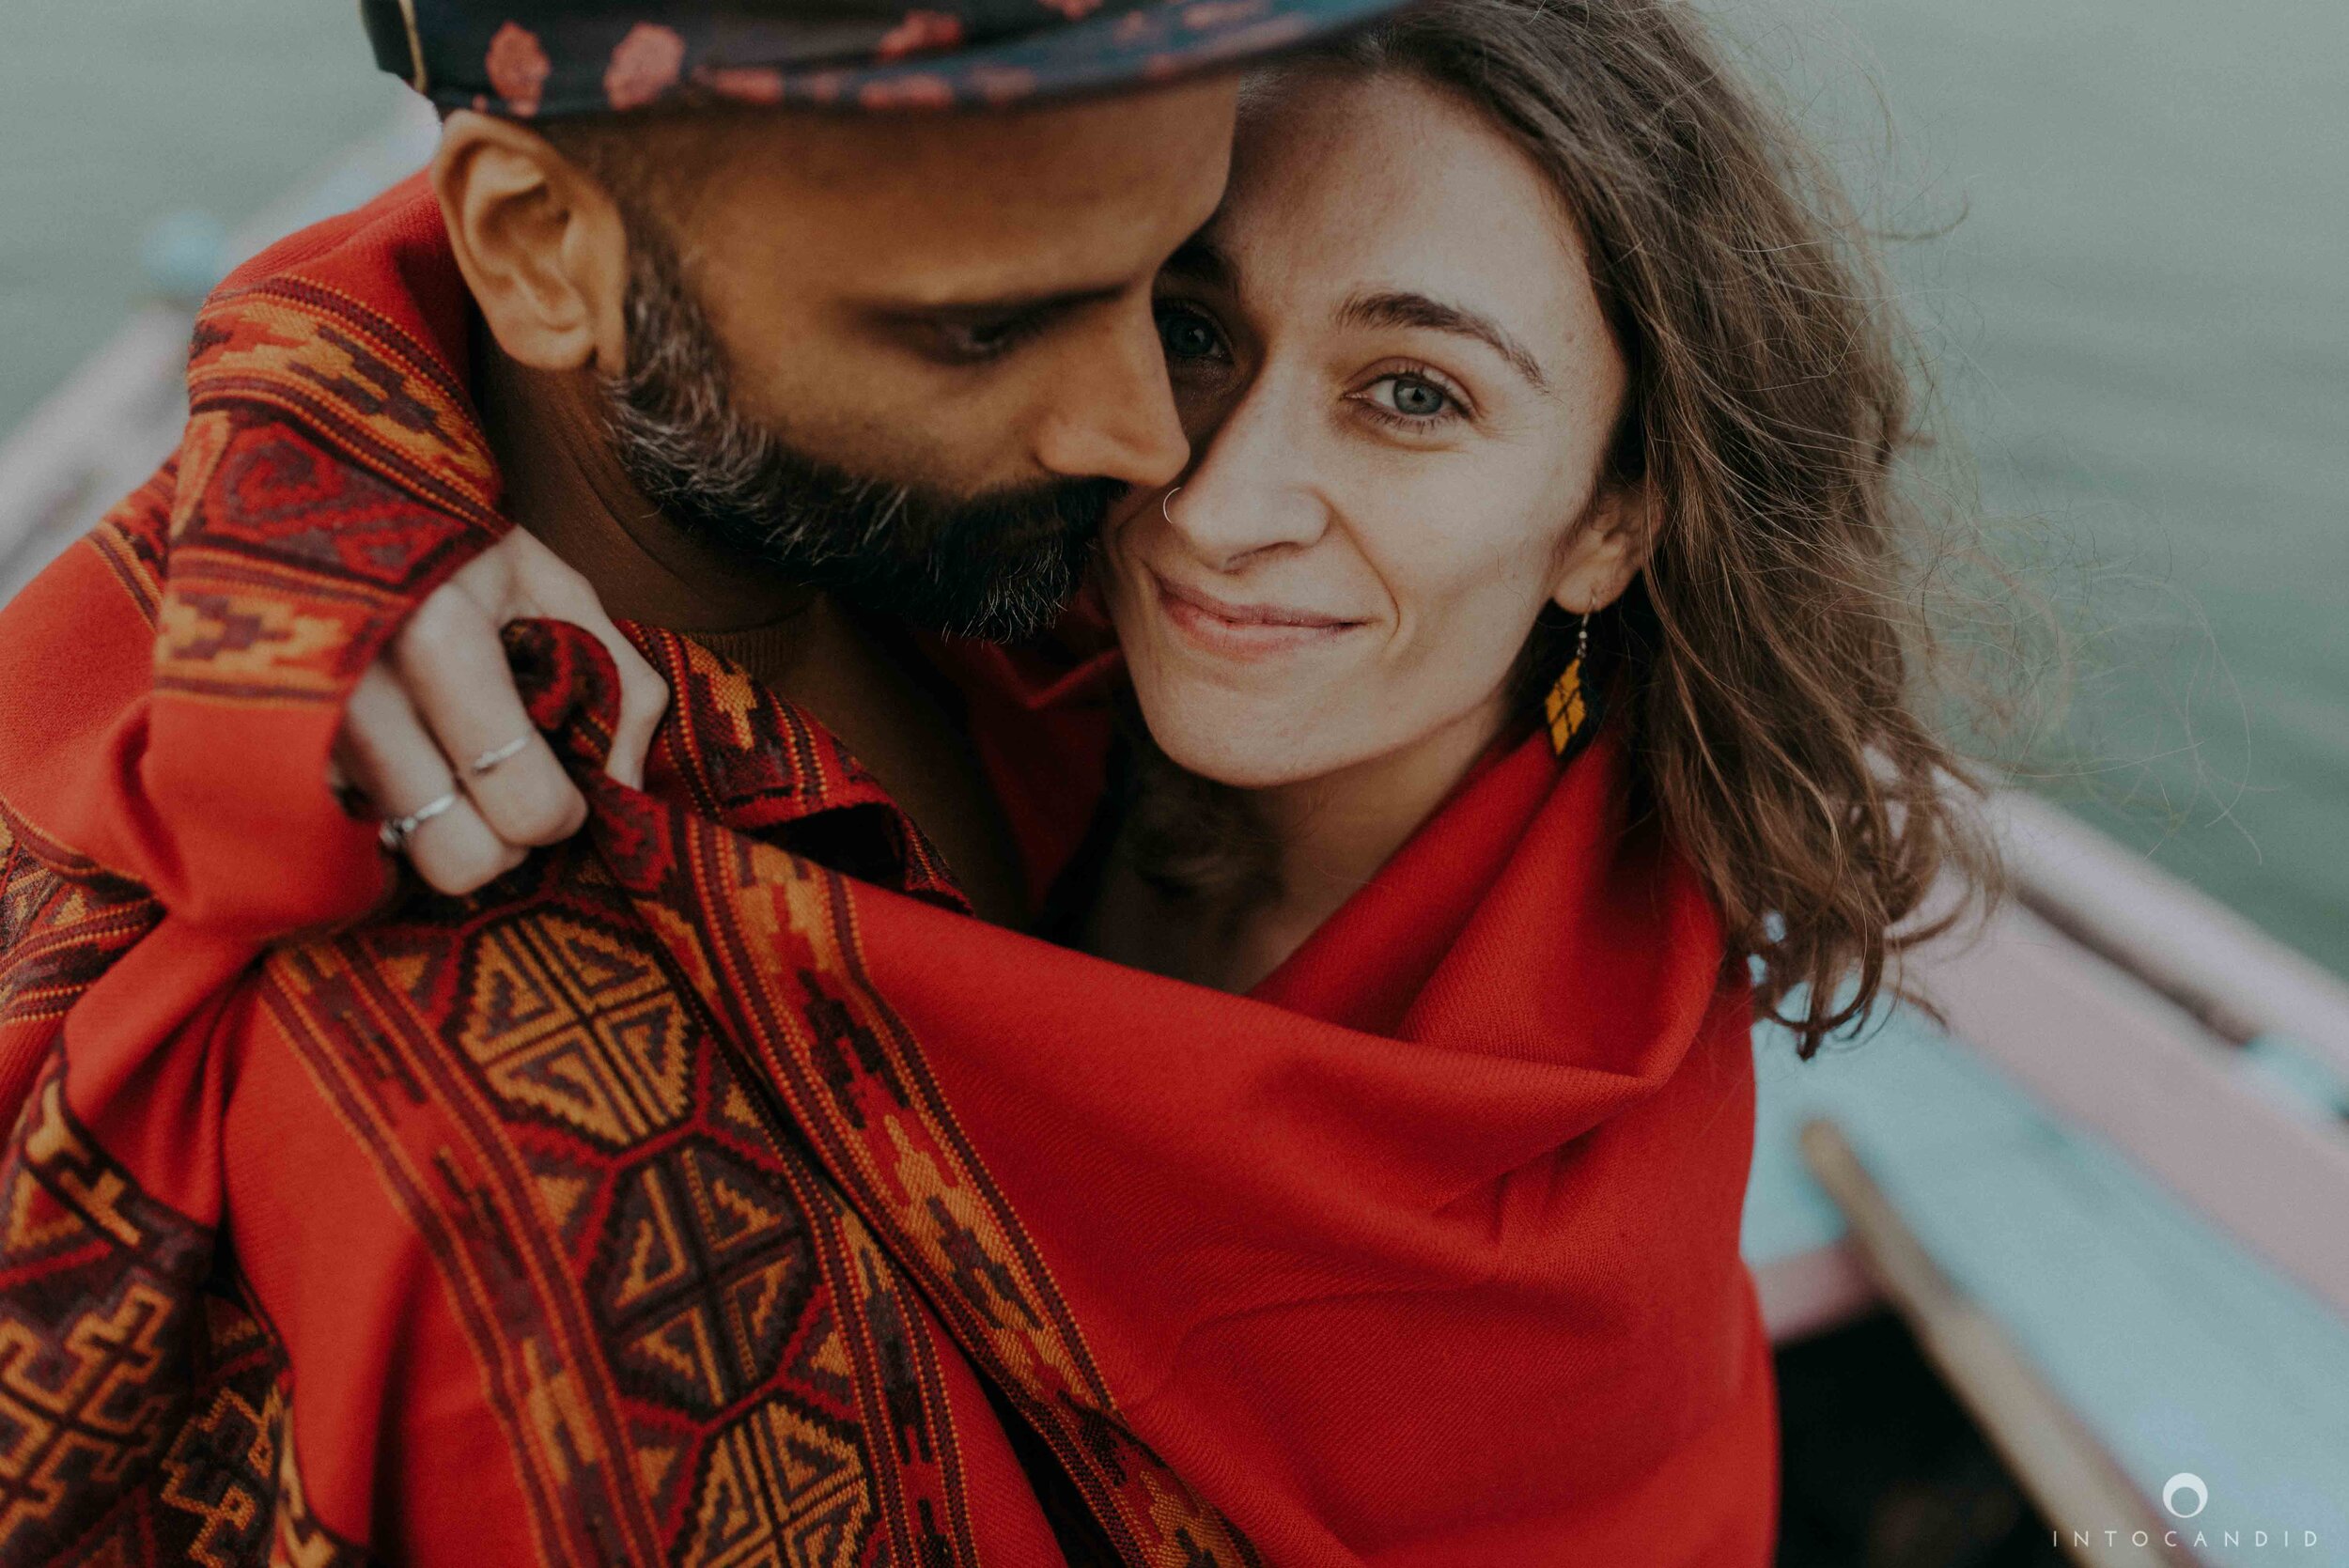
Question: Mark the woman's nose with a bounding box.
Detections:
[1158,386,1328,570]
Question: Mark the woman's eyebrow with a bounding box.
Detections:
[1337,289,1550,392]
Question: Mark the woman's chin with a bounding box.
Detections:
[1123,642,1381,789]
[1142,705,1347,791]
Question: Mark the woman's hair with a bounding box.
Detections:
[1299,0,2007,1058]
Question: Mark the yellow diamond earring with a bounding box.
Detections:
[1544,613,1591,756]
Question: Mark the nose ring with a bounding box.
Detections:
[1161,486,1181,523]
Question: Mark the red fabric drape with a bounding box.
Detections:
[0,178,1774,1567]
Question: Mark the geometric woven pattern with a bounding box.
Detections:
[677,1398,871,1568]
[459,910,698,1147]
[0,187,1263,1568]
[0,1062,373,1568]
[259,836,951,1568]
[594,1139,812,1416]
[0,1063,209,1564]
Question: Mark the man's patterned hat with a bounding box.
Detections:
[359,0,1408,116]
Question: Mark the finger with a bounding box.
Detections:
[339,667,527,895]
[321,750,376,821]
[597,625,669,794]
[392,586,587,847]
[505,538,669,791]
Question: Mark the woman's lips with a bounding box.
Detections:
[1151,570,1364,659]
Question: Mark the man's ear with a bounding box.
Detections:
[1549,476,1657,617]
[433,111,630,376]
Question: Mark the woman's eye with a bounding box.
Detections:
[1155,304,1226,364]
[1370,374,1455,420]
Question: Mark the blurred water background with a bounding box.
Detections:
[4,0,2342,974]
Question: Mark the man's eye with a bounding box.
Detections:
[1154,303,1226,363]
[931,311,1048,363]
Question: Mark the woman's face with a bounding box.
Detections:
[1099,68,1644,790]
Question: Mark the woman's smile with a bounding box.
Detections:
[1149,567,1368,660]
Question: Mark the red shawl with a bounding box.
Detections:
[0,179,1775,1567]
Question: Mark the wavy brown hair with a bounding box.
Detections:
[1286,0,2006,1057]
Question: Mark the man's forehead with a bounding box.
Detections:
[663,78,1233,282]
[714,75,1238,199]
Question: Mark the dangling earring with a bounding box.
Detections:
[1544,613,1591,757]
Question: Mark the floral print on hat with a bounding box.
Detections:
[363,0,1410,117]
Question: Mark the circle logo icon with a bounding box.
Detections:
[2163,1473,2208,1519]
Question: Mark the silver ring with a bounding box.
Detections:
[467,734,533,777]
[1161,486,1181,522]
[378,790,459,853]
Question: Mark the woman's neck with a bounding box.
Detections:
[1092,693,1511,994]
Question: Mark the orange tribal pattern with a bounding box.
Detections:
[0,1049,364,1568]
[562,631,1262,1568]
[0,185,1260,1566]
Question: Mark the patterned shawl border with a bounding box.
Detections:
[257,930,665,1568]
[0,1052,215,1564]
[148,269,511,724]
[0,798,159,908]
[85,458,177,630]
[187,276,500,534]
[23,1223,374,1568]
[146,405,498,720]
[808,1174,981,1565]
[209,273,483,431]
[148,1264,371,1568]
[641,636,969,913]
[658,637,870,825]
[630,789,1263,1568]
[253,849,988,1567]
[0,835,161,1048]
[258,1385,371,1568]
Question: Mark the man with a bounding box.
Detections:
[0,2,1404,1561]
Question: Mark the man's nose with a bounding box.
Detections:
[1031,305,1191,489]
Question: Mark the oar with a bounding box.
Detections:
[1797,1116,2205,1568]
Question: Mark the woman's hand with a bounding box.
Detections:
[329,529,669,894]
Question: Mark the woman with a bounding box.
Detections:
[0,0,1995,1562]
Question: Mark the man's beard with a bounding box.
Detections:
[598,229,1115,644]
